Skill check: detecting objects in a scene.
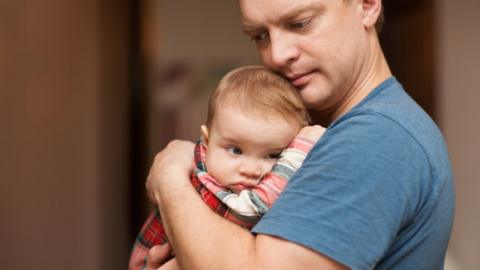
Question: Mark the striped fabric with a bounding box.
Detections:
[128,136,315,270]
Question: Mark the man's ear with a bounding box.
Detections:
[200,125,209,146]
[360,0,382,29]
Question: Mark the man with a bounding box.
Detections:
[145,0,454,269]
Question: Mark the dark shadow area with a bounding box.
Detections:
[381,0,436,118]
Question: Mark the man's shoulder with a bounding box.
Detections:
[334,77,446,159]
[345,77,432,130]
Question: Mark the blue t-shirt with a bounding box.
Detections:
[252,77,455,270]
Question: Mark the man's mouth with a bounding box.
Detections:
[287,71,314,88]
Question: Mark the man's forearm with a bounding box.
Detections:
[146,140,257,270]
[157,172,258,270]
[148,139,344,270]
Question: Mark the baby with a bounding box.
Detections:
[129,66,325,269]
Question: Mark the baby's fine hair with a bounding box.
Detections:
[206,66,310,128]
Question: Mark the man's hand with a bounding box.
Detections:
[146,140,195,203]
[297,125,326,142]
[159,258,181,270]
[146,244,180,270]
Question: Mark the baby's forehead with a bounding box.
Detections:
[211,111,299,149]
[211,105,303,141]
[215,102,295,125]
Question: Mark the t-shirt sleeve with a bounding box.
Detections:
[251,113,428,270]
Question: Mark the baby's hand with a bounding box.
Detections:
[297,125,326,142]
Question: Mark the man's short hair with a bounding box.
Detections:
[207,66,310,128]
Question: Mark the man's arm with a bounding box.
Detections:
[148,140,347,270]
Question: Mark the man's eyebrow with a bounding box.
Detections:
[241,25,258,34]
[242,2,325,32]
[241,21,263,33]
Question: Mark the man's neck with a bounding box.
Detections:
[308,110,334,128]
[315,36,392,128]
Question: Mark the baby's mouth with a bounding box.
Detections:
[229,181,257,191]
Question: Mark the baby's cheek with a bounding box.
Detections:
[265,160,277,173]
[204,155,221,178]
[206,160,228,185]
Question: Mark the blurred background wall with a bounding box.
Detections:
[0,0,478,269]
[0,0,131,269]
[437,0,480,269]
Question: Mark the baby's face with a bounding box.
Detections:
[203,106,300,194]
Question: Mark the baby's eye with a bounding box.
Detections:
[266,152,282,160]
[226,146,242,155]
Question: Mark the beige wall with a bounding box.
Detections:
[437,1,480,269]
[156,0,258,63]
[0,0,130,269]
[142,0,260,173]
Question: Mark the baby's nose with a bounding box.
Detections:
[239,161,264,180]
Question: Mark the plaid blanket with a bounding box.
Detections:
[129,136,315,270]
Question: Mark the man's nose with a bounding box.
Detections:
[268,30,300,69]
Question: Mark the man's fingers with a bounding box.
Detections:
[298,125,325,141]
[146,179,157,204]
[146,244,172,270]
[145,140,195,205]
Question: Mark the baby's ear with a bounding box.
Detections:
[200,125,209,146]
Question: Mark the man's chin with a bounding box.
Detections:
[294,83,307,92]
[298,86,318,106]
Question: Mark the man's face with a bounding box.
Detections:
[239,0,369,114]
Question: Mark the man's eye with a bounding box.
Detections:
[226,146,242,155]
[289,18,312,29]
[250,31,268,42]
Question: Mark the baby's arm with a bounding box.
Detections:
[129,209,168,270]
[221,125,325,219]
